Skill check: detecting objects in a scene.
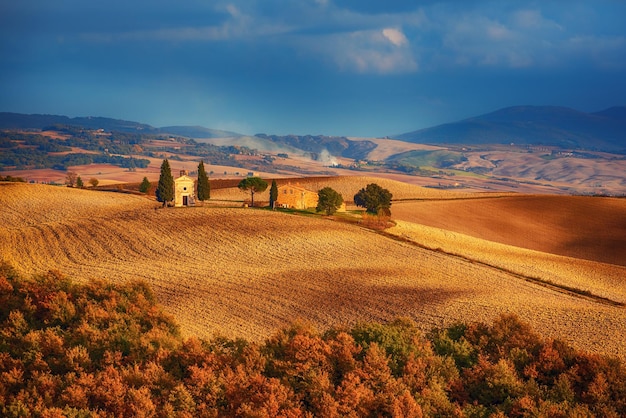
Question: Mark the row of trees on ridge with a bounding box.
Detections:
[154,159,393,215]
[65,172,99,188]
[234,176,392,216]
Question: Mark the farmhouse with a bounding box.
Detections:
[276,183,346,212]
[174,170,195,207]
[277,184,318,209]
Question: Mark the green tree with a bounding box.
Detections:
[156,160,174,207]
[139,176,151,193]
[238,177,268,207]
[76,176,84,188]
[354,183,392,215]
[316,187,343,216]
[197,160,210,202]
[269,179,278,209]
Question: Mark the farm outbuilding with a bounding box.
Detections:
[174,170,195,207]
[277,184,318,209]
[276,183,347,211]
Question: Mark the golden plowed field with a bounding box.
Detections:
[2,183,626,360]
[392,195,626,266]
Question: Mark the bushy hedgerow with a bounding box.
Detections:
[1,262,624,417]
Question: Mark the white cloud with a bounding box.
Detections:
[340,48,417,74]
[486,22,513,41]
[78,1,626,73]
[436,9,561,69]
[382,28,408,46]
[320,29,417,74]
[224,4,242,19]
[513,9,562,31]
[427,5,623,70]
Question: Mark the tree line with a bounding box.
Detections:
[0,128,256,174]
[234,177,392,215]
[1,262,624,417]
[0,145,149,171]
[155,158,393,216]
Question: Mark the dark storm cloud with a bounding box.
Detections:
[1,0,624,136]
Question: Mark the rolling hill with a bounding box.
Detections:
[0,112,155,132]
[2,109,625,195]
[396,105,626,151]
[0,112,240,138]
[391,195,626,267]
[6,105,625,154]
[2,181,625,360]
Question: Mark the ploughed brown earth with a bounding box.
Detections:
[2,181,625,361]
[391,195,626,267]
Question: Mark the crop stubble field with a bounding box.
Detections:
[2,182,626,360]
[391,195,626,267]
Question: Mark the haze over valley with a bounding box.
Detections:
[2,105,625,196]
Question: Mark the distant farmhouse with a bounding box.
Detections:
[276,184,317,209]
[277,183,345,212]
[174,170,195,207]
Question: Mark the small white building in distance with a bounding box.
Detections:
[174,170,195,207]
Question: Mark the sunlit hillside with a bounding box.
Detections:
[1,182,625,361]
[391,195,626,267]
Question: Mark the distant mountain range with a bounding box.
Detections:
[0,113,240,138]
[396,106,626,151]
[2,106,625,152]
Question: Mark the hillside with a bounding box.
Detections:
[1,182,625,361]
[2,111,625,196]
[391,195,626,267]
[254,134,378,160]
[0,112,240,137]
[396,106,626,151]
[3,269,625,417]
[0,112,155,132]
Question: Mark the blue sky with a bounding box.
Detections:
[1,1,625,136]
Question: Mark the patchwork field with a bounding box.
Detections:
[2,182,626,361]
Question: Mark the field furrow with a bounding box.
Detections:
[2,183,626,360]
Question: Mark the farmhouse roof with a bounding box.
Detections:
[175,174,194,182]
[278,183,316,193]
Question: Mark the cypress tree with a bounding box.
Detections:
[139,176,151,194]
[156,159,174,207]
[197,160,210,202]
[269,179,278,209]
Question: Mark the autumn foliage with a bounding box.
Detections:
[1,262,625,417]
